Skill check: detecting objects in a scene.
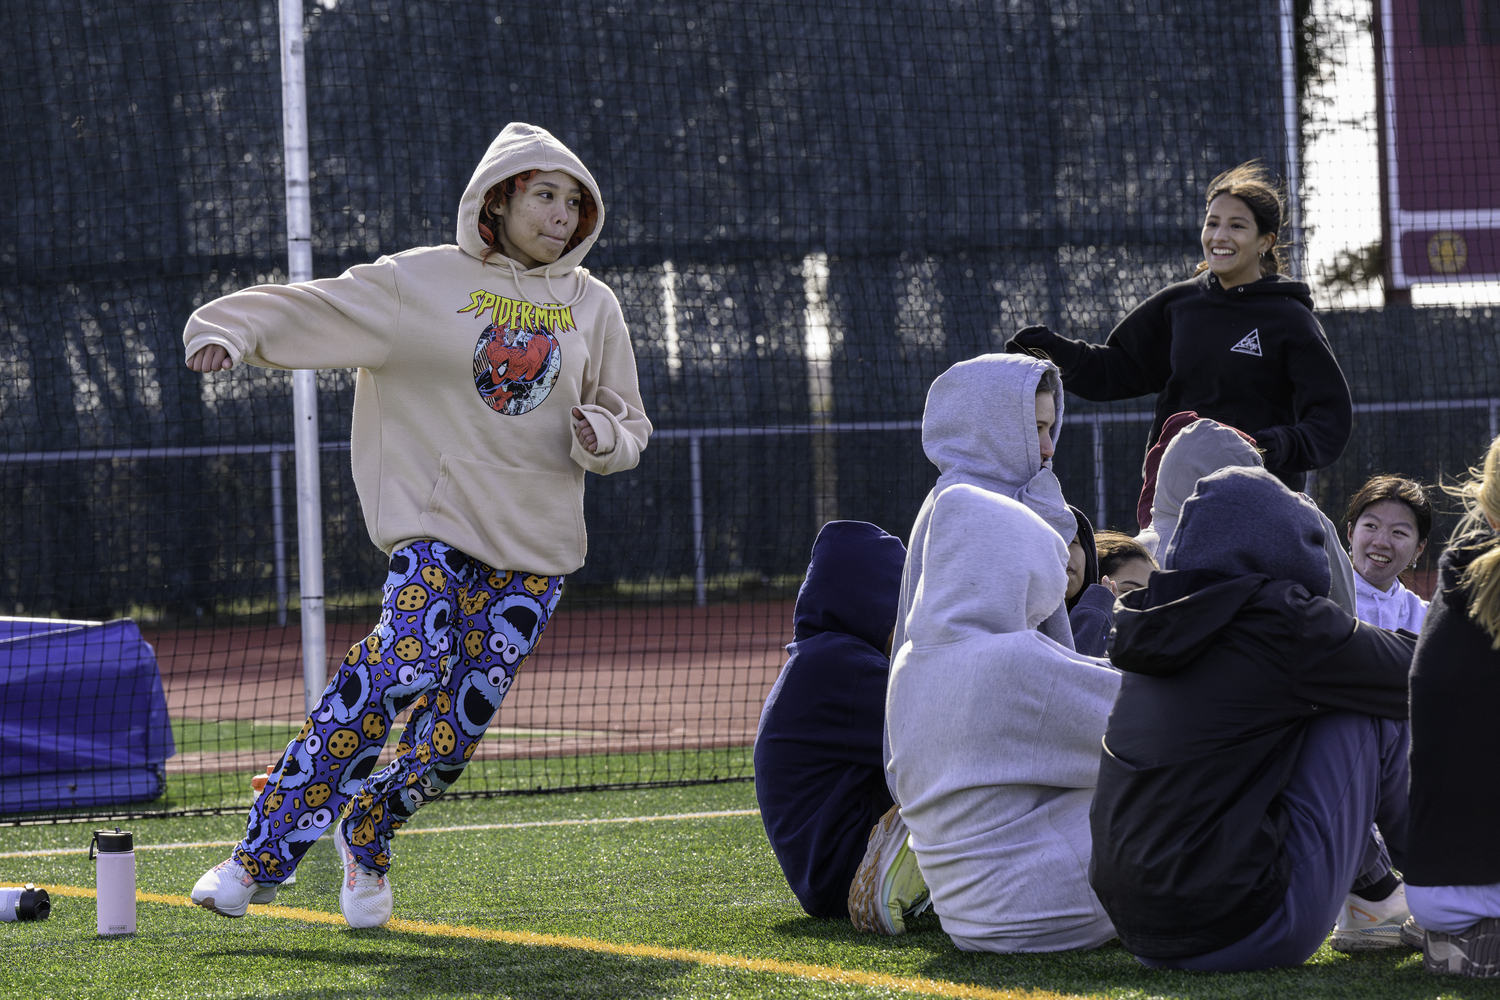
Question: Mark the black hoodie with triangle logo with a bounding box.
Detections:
[1012,272,1352,491]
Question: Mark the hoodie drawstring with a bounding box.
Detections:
[489,254,591,310]
[544,267,591,309]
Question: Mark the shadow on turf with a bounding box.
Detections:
[218,941,700,999]
[768,915,1500,999]
[769,909,948,948]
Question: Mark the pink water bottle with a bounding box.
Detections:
[90,828,135,935]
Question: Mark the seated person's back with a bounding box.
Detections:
[887,484,1120,953]
[754,520,905,919]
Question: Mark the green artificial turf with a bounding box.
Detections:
[169,719,614,758]
[2,780,1497,999]
[172,718,307,756]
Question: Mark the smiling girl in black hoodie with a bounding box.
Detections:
[1007,163,1352,492]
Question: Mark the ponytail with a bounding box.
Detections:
[1447,435,1500,648]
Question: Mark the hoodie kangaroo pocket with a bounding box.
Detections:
[420,454,585,574]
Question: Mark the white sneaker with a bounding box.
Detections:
[1332,882,1413,952]
[334,820,392,928]
[191,858,278,917]
[848,805,930,935]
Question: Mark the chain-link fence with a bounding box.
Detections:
[3,0,1494,822]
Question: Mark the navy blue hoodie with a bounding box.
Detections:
[1009,272,1352,490]
[754,520,905,919]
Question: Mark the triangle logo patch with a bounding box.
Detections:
[1230,329,1262,356]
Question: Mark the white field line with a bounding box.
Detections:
[0,808,761,860]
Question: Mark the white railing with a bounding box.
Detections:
[4,397,1496,611]
[657,397,1500,605]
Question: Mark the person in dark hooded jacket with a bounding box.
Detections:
[1005,163,1352,492]
[1406,435,1500,977]
[1066,506,1112,657]
[754,520,907,920]
[1089,466,1415,970]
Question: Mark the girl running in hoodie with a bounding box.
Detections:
[185,123,651,928]
[1344,475,1432,633]
[1006,162,1352,492]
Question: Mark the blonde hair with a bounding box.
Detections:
[1446,435,1500,648]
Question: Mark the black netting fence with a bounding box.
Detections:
[3,0,1495,822]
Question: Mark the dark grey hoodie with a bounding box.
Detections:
[1090,467,1412,958]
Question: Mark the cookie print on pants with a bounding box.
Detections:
[234,539,562,881]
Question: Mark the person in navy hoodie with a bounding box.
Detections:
[1006,162,1352,491]
[754,520,908,921]
[1090,466,1416,970]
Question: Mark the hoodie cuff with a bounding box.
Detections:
[185,333,243,367]
[1252,425,1290,470]
[1077,583,1117,616]
[573,404,618,457]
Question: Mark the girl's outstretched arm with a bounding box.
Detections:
[183,258,402,373]
[1006,286,1179,402]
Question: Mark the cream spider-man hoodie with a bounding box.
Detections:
[183,123,651,576]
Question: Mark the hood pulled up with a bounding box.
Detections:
[456,123,605,279]
[791,520,907,650]
[906,483,1069,647]
[920,353,1074,542]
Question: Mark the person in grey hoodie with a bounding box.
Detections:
[887,484,1121,953]
[881,353,1078,807]
[1137,418,1357,616]
[891,354,1077,657]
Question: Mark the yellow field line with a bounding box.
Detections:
[34,884,1086,1000]
[0,809,761,859]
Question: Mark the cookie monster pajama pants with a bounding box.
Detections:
[233,539,562,882]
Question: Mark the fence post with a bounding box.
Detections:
[690,432,706,607]
[270,449,288,627]
[1280,0,1303,278]
[280,0,327,715]
[1092,414,1107,532]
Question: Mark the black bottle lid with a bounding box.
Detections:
[90,828,134,855]
[18,885,49,921]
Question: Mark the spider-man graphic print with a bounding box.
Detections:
[459,290,569,416]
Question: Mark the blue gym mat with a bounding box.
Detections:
[0,617,175,814]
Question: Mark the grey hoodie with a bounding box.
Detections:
[1136,419,1356,616]
[887,484,1120,952]
[892,354,1076,657]
[1135,420,1262,560]
[884,354,1076,799]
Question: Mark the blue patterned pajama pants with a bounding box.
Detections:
[234,539,562,881]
